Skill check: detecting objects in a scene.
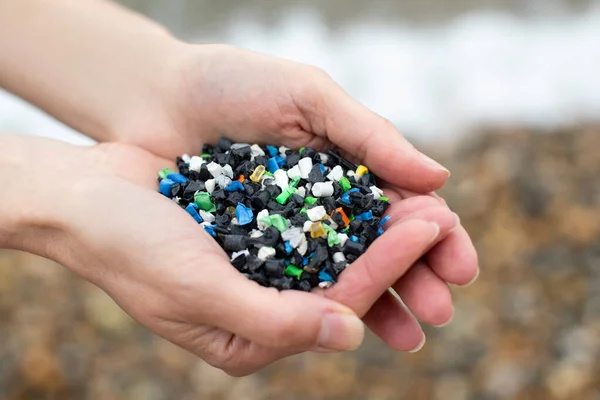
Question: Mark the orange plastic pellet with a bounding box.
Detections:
[331,207,350,228]
[238,175,245,183]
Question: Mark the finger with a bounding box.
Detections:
[362,290,425,352]
[324,217,452,317]
[384,185,479,285]
[382,195,446,227]
[193,264,365,353]
[393,261,454,327]
[426,225,480,285]
[305,78,450,193]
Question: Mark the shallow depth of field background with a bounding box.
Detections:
[1,1,599,399]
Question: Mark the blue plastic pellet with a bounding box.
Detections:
[318,269,335,282]
[203,225,217,237]
[225,181,245,192]
[350,235,360,243]
[376,227,385,236]
[185,203,203,223]
[380,215,392,226]
[266,145,279,157]
[348,188,360,193]
[318,164,325,174]
[284,241,293,254]
[166,173,188,184]
[355,210,373,221]
[274,155,286,167]
[267,157,280,173]
[236,203,254,225]
[159,178,175,197]
[341,192,351,205]
[302,256,309,266]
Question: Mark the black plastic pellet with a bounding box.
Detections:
[264,258,286,277]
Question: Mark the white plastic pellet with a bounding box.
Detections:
[182,154,191,164]
[207,161,223,178]
[298,157,313,179]
[231,249,250,261]
[256,209,270,230]
[222,164,234,179]
[333,252,347,264]
[370,185,384,200]
[318,281,334,289]
[257,246,276,261]
[297,237,308,255]
[199,210,215,223]
[205,179,216,194]
[250,229,264,238]
[279,146,290,156]
[319,153,329,165]
[274,169,289,190]
[281,227,304,248]
[312,182,334,197]
[303,220,313,232]
[326,165,344,181]
[324,216,338,230]
[307,206,327,222]
[287,165,301,179]
[230,217,239,225]
[337,233,349,247]
[189,156,204,172]
[250,144,265,158]
[295,187,306,198]
[215,175,232,189]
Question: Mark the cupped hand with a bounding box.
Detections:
[114,44,479,346]
[31,141,460,376]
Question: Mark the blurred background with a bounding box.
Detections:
[1,1,599,399]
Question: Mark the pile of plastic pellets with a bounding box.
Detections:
[157,138,391,291]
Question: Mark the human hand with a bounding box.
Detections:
[112,44,479,343]
[2,135,461,375]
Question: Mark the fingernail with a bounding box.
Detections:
[408,334,426,353]
[318,313,365,351]
[433,313,454,328]
[419,152,450,176]
[461,266,480,287]
[429,222,441,242]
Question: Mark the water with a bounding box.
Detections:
[1,1,599,145]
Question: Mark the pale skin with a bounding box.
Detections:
[0,0,478,376]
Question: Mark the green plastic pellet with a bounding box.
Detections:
[379,196,390,202]
[284,264,303,280]
[339,176,351,192]
[158,168,175,180]
[259,214,288,233]
[349,214,355,222]
[194,192,216,212]
[304,196,318,205]
[201,153,212,158]
[299,208,307,214]
[322,224,341,247]
[289,176,301,188]
[299,147,305,154]
[276,188,294,205]
[263,171,274,177]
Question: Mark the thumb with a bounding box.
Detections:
[301,72,450,193]
[198,264,365,352]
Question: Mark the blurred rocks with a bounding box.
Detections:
[1,127,599,399]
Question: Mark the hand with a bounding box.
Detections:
[4,136,461,376]
[114,44,479,344]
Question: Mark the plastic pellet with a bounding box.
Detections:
[311,182,334,197]
[207,162,223,178]
[260,214,288,233]
[356,165,369,177]
[267,157,279,173]
[194,192,216,212]
[250,165,265,182]
[274,169,289,190]
[159,178,175,197]
[284,264,304,280]
[235,203,254,225]
[307,206,327,222]
[298,157,313,179]
[339,176,352,192]
[309,222,327,238]
[185,203,203,223]
[225,181,245,192]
